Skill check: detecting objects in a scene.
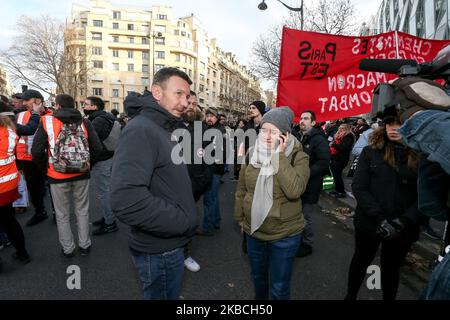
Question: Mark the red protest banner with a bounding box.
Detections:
[276,27,450,122]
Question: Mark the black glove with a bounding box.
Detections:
[376,219,399,239]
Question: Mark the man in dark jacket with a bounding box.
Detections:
[31,94,102,257]
[83,96,119,236]
[179,90,213,272]
[199,107,226,236]
[296,111,330,257]
[110,68,198,300]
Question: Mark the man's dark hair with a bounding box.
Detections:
[55,94,75,109]
[86,96,105,110]
[12,93,22,100]
[152,67,193,87]
[302,110,316,122]
[219,114,226,119]
[111,109,119,117]
[190,90,197,96]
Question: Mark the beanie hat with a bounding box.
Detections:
[205,107,219,118]
[261,106,294,134]
[250,101,266,116]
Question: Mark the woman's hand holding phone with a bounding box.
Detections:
[278,132,289,154]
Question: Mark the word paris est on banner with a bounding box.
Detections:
[277,28,450,122]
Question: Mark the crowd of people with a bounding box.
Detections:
[1,67,449,300]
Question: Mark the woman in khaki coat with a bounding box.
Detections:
[234,107,310,300]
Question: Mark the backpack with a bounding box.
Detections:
[102,121,121,151]
[53,122,90,173]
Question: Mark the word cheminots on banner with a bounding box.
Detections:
[276,27,450,122]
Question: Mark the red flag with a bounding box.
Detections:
[276,27,450,122]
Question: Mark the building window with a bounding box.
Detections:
[157,14,168,20]
[174,29,179,36]
[181,31,186,37]
[92,47,102,55]
[93,88,103,96]
[92,32,102,41]
[199,84,205,92]
[128,37,134,44]
[188,69,192,77]
[141,77,149,86]
[142,37,149,45]
[199,98,205,103]
[200,62,206,69]
[79,47,86,55]
[113,63,119,71]
[155,64,165,72]
[435,0,445,28]
[154,25,166,33]
[93,20,103,27]
[175,53,180,62]
[112,89,119,97]
[113,22,119,29]
[200,74,205,81]
[155,51,165,59]
[142,51,149,60]
[113,103,119,110]
[155,37,165,45]
[213,71,217,78]
[113,36,119,43]
[93,61,103,69]
[113,50,119,58]
[213,81,216,87]
[128,64,134,72]
[113,11,121,20]
[128,24,134,31]
[128,50,134,59]
[142,64,149,72]
[184,55,188,63]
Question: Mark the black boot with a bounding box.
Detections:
[93,222,118,236]
[26,211,48,227]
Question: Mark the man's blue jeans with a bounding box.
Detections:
[91,158,115,225]
[421,248,450,300]
[246,234,301,300]
[203,174,221,231]
[397,109,450,175]
[132,248,185,300]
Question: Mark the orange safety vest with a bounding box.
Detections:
[0,126,20,194]
[16,111,33,161]
[41,115,89,180]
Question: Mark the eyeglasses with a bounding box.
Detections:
[260,128,280,137]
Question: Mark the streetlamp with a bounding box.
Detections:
[118,80,125,112]
[146,31,164,83]
[258,0,304,30]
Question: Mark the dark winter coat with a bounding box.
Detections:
[300,127,331,204]
[87,110,116,162]
[352,131,421,238]
[110,94,198,255]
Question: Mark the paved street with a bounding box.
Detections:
[0,172,422,300]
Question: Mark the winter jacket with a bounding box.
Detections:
[330,133,354,166]
[352,141,421,238]
[179,120,214,202]
[300,127,331,204]
[110,94,198,255]
[16,112,40,137]
[87,110,115,163]
[234,139,310,241]
[205,121,227,175]
[31,108,103,184]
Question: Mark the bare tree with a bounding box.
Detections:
[0,15,89,97]
[250,0,358,84]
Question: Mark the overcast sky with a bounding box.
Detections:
[0,0,382,90]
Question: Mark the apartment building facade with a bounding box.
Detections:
[67,0,261,115]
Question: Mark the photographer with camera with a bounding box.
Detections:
[345,114,422,300]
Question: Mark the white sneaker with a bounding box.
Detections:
[184,256,200,272]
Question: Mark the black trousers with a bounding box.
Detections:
[330,160,346,194]
[346,228,417,300]
[0,203,27,255]
[21,161,47,215]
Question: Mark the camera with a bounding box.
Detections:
[359,44,450,118]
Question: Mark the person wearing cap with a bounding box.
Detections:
[198,107,227,236]
[11,93,25,115]
[234,107,310,300]
[346,114,422,300]
[16,90,49,226]
[244,101,266,135]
